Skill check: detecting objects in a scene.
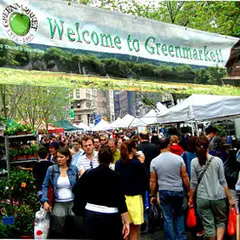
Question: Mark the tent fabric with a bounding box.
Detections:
[140,102,168,125]
[157,94,240,123]
[54,120,81,132]
[73,122,90,131]
[91,119,111,131]
[109,117,122,129]
[113,114,147,128]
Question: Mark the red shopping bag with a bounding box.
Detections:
[186,207,197,228]
[228,207,236,237]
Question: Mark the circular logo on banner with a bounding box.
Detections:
[2,3,39,44]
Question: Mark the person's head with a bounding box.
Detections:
[120,139,138,163]
[73,139,81,151]
[151,135,160,146]
[98,146,113,165]
[93,136,101,151]
[37,147,48,159]
[205,126,217,139]
[49,141,60,156]
[117,137,123,150]
[170,135,179,144]
[100,135,107,146]
[159,137,170,151]
[57,147,72,167]
[82,136,94,156]
[187,136,197,153]
[108,138,117,153]
[139,131,149,142]
[196,136,209,166]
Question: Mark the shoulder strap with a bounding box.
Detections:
[51,165,55,180]
[197,156,214,186]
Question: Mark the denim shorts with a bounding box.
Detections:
[197,198,227,237]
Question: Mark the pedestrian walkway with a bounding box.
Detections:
[140,230,193,240]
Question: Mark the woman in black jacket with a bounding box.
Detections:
[72,146,130,240]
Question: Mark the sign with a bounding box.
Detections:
[0,0,238,68]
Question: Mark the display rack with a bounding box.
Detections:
[0,135,8,180]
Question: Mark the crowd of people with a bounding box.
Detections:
[27,126,240,239]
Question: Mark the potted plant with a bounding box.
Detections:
[14,204,35,238]
[0,221,17,238]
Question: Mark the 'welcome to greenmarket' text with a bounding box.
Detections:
[47,18,224,63]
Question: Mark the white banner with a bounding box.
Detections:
[0,0,239,67]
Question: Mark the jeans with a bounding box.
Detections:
[159,190,187,240]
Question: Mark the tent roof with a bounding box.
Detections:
[92,119,111,131]
[157,94,240,123]
[54,120,81,131]
[73,122,90,131]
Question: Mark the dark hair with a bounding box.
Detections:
[38,147,48,159]
[98,146,113,164]
[57,147,72,166]
[205,126,217,135]
[120,139,137,163]
[82,135,94,145]
[196,136,209,166]
[159,137,170,150]
[151,135,160,146]
[187,136,197,153]
[140,132,149,140]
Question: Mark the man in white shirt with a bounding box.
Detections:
[76,136,99,176]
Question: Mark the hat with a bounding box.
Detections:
[49,141,60,149]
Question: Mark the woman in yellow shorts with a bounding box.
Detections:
[115,140,148,240]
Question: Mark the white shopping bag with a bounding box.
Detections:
[34,207,50,239]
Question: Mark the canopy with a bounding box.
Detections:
[73,122,90,131]
[54,120,81,132]
[157,94,240,123]
[91,119,111,131]
[140,102,168,125]
[109,117,122,129]
[113,114,147,128]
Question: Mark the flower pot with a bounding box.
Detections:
[28,155,33,159]
[19,234,34,239]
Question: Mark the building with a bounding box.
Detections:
[71,88,97,125]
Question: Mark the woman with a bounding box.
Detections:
[115,140,148,240]
[188,136,235,240]
[41,147,80,238]
[72,146,130,240]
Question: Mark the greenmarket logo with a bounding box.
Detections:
[2,3,38,44]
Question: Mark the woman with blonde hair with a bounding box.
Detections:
[115,140,148,240]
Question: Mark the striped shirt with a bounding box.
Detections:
[76,151,99,172]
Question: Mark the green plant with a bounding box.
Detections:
[14,204,34,236]
[0,222,17,238]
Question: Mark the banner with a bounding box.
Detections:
[0,0,239,67]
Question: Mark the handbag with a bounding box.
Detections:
[227,207,237,236]
[186,207,197,228]
[47,166,55,206]
[34,207,50,239]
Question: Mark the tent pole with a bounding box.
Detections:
[191,121,195,136]
[195,121,199,136]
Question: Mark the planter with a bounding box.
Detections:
[19,234,34,239]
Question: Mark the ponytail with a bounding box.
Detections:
[196,136,209,166]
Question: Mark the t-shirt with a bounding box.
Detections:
[150,152,185,192]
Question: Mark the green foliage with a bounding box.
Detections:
[0,222,17,238]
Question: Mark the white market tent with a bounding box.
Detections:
[113,114,147,128]
[73,122,90,131]
[109,117,123,129]
[157,94,240,124]
[91,119,112,131]
[140,102,168,125]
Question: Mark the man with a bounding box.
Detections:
[138,131,159,177]
[205,126,218,152]
[150,137,190,240]
[47,141,59,163]
[108,138,120,164]
[93,136,101,152]
[71,138,84,166]
[76,136,99,176]
[99,135,107,147]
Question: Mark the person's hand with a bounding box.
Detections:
[122,222,130,239]
[188,198,194,208]
[43,202,51,212]
[229,198,235,208]
[137,154,145,163]
[150,196,157,205]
